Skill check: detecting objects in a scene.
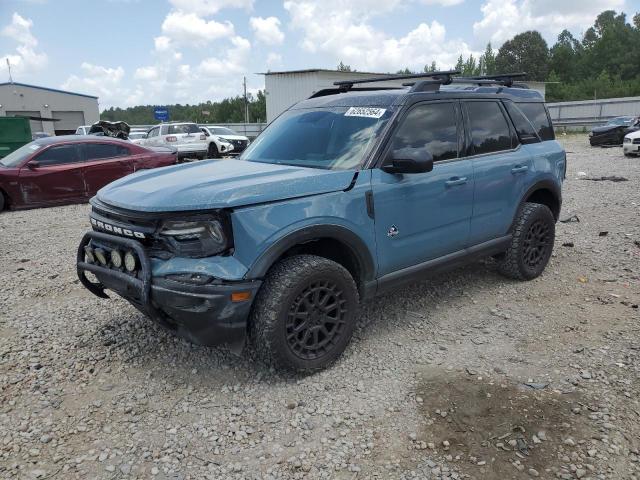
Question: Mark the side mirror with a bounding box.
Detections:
[27,160,40,169]
[382,148,434,174]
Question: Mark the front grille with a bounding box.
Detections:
[633,138,640,145]
[231,139,248,152]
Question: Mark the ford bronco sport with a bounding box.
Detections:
[77,72,565,372]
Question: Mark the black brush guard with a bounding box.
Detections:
[76,231,151,303]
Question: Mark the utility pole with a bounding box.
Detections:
[7,58,13,83]
[243,76,249,124]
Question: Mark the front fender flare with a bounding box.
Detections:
[245,224,376,283]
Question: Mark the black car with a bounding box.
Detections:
[589,116,640,146]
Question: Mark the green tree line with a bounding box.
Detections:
[386,9,640,102]
[101,90,266,125]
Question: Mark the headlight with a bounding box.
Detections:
[159,219,229,257]
[624,137,631,143]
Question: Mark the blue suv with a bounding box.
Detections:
[77,72,565,372]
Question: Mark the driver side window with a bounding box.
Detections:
[391,102,458,162]
[36,145,82,166]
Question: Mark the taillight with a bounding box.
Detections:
[165,136,177,142]
[200,134,206,140]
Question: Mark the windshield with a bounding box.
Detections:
[167,124,200,134]
[211,127,236,135]
[0,142,42,167]
[608,117,634,126]
[241,107,392,170]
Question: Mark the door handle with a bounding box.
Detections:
[511,165,529,174]
[445,177,468,187]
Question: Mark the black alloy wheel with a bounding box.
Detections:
[522,219,552,269]
[285,279,348,361]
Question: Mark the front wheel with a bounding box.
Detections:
[208,143,220,159]
[249,254,359,372]
[497,202,555,280]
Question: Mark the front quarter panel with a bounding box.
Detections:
[232,170,377,280]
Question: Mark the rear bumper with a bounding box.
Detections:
[76,231,260,347]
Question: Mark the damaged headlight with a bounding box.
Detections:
[159,218,230,257]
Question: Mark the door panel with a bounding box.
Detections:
[18,144,85,206]
[469,149,532,244]
[372,160,474,276]
[464,100,533,244]
[371,101,473,277]
[81,143,133,196]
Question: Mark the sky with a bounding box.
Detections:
[1,0,638,110]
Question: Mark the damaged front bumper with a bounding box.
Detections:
[76,231,261,349]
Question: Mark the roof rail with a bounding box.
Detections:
[453,73,527,88]
[333,70,460,91]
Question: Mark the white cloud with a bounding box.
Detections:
[161,11,234,46]
[284,0,477,72]
[61,63,126,104]
[266,52,283,67]
[473,0,625,46]
[198,36,251,76]
[421,0,464,5]
[168,0,253,16]
[250,16,285,45]
[154,35,172,52]
[0,12,47,78]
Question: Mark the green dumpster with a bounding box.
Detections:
[0,117,32,158]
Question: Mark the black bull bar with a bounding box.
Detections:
[76,231,152,303]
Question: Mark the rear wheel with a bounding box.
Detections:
[208,143,220,159]
[249,254,359,372]
[497,202,555,280]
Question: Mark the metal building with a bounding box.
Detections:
[262,69,547,122]
[0,82,99,135]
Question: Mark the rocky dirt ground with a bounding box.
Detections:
[1,135,639,480]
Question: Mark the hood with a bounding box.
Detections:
[96,159,356,212]
[217,134,248,141]
[591,124,623,134]
[626,130,640,139]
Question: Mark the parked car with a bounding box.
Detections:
[75,125,92,135]
[128,132,147,144]
[589,116,640,146]
[0,136,177,211]
[198,127,235,157]
[141,122,233,160]
[76,72,565,372]
[201,125,250,155]
[623,130,640,156]
[31,132,51,140]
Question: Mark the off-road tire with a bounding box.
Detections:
[208,143,220,159]
[249,254,359,372]
[497,202,555,281]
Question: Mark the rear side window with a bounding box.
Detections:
[517,103,555,141]
[392,102,458,162]
[84,143,129,160]
[504,101,540,144]
[466,101,512,155]
[167,124,200,135]
[36,145,82,165]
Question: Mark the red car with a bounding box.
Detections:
[0,136,177,211]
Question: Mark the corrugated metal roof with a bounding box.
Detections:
[261,69,396,76]
[0,82,98,99]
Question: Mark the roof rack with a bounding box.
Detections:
[452,73,527,88]
[333,70,460,92]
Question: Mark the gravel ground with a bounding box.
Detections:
[1,134,639,480]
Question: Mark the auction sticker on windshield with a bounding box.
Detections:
[344,107,386,118]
